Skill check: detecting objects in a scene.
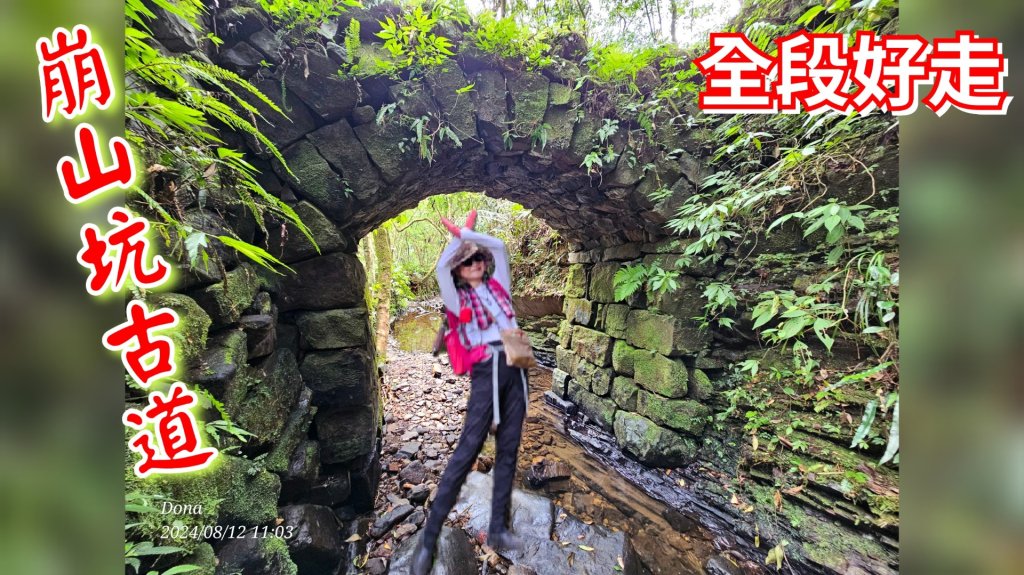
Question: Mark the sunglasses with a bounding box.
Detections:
[459,253,487,267]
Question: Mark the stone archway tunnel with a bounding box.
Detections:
[142,2,898,574]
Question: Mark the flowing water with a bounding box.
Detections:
[391,305,754,575]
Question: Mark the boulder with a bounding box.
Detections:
[279,504,345,574]
[215,536,297,575]
[388,527,477,575]
[369,504,415,538]
[307,472,352,507]
[451,471,554,541]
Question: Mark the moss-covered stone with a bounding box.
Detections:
[588,262,620,303]
[571,326,613,367]
[266,387,316,474]
[563,297,594,326]
[425,64,477,139]
[688,368,714,401]
[267,201,345,263]
[646,275,705,321]
[192,264,260,328]
[295,308,368,349]
[551,368,571,396]
[299,349,375,406]
[139,294,209,379]
[626,309,708,356]
[557,319,574,348]
[315,405,377,465]
[575,388,617,431]
[633,353,689,398]
[636,390,710,435]
[232,350,303,450]
[555,346,576,374]
[187,542,217,575]
[274,139,350,220]
[192,327,247,392]
[611,340,641,376]
[508,71,549,127]
[548,81,578,107]
[162,455,281,527]
[603,304,629,338]
[611,376,639,411]
[565,264,588,298]
[215,534,298,575]
[613,411,697,467]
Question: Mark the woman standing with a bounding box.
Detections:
[411,212,529,575]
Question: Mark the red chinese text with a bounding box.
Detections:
[37,25,113,123]
[78,207,170,295]
[103,300,179,388]
[58,123,136,204]
[695,30,1011,116]
[123,382,218,478]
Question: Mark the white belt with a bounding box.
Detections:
[485,343,528,432]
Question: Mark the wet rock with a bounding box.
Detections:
[613,411,697,467]
[526,459,572,494]
[370,504,414,538]
[388,527,477,575]
[148,292,211,369]
[451,471,553,540]
[215,536,297,575]
[705,554,745,575]
[279,504,345,573]
[633,353,689,399]
[508,567,539,575]
[399,460,428,484]
[661,508,697,533]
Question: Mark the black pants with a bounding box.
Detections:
[420,351,527,547]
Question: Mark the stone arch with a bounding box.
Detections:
[188,3,718,513]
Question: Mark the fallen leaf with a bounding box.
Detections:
[730,493,739,506]
[752,434,759,451]
[579,545,594,552]
[678,479,687,487]
[345,534,361,542]
[618,556,625,569]
[773,490,783,511]
[783,485,804,496]
[567,552,575,568]
[742,505,754,513]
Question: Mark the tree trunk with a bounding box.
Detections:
[372,226,393,360]
[670,0,678,43]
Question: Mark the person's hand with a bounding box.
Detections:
[441,210,477,238]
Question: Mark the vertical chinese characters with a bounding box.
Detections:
[36,24,217,478]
